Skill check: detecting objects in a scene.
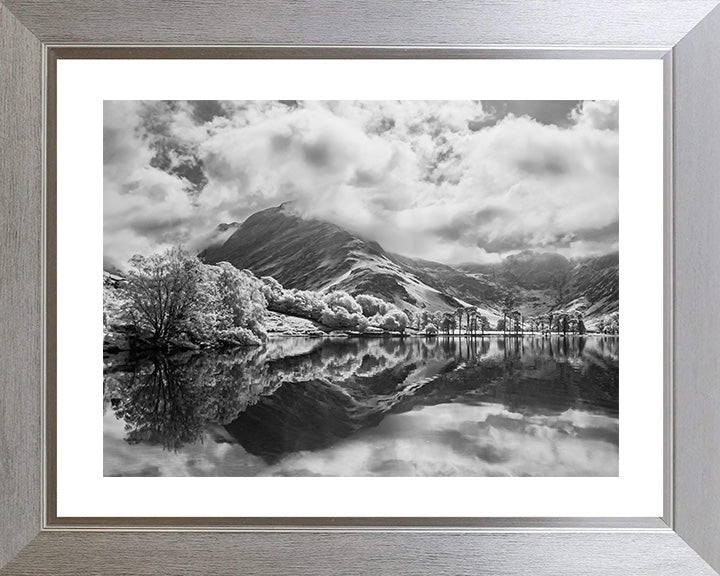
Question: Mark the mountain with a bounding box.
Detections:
[200,205,501,317]
[460,251,618,318]
[200,204,618,320]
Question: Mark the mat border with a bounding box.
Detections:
[44,45,668,531]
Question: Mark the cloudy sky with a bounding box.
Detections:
[104,100,618,270]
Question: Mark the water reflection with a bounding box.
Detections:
[104,336,619,477]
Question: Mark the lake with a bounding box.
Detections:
[103,335,619,477]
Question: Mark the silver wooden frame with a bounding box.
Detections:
[2,1,720,574]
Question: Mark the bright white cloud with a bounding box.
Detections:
[104,100,618,268]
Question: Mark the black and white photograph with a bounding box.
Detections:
[103,99,620,477]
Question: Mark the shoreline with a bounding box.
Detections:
[268,331,619,339]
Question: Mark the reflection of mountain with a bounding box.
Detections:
[200,205,617,318]
[105,336,619,472]
[225,336,618,462]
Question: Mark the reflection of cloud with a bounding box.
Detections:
[104,415,267,476]
[105,402,617,477]
[104,336,618,477]
[263,404,618,477]
[104,100,618,268]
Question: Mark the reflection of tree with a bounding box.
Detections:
[105,335,620,457]
[105,350,285,451]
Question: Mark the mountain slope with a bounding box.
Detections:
[562,253,619,317]
[200,204,618,321]
[200,205,494,316]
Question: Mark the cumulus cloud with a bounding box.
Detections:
[104,100,619,268]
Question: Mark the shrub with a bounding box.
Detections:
[424,323,438,336]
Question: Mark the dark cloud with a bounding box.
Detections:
[367,116,396,135]
[516,154,570,177]
[435,207,508,242]
[565,220,619,245]
[188,100,229,124]
[478,101,581,129]
[301,139,334,168]
[138,102,209,198]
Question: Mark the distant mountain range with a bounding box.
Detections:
[199,204,618,321]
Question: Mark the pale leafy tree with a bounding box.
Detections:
[260,276,284,303]
[271,288,327,321]
[122,247,206,345]
[356,294,389,317]
[424,323,438,336]
[596,312,618,334]
[321,291,368,332]
[379,309,409,333]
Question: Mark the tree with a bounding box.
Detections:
[321,291,367,332]
[271,289,326,321]
[478,314,489,335]
[260,276,283,304]
[356,294,390,317]
[440,313,453,334]
[501,293,516,336]
[119,248,268,348]
[510,310,523,335]
[561,313,569,335]
[467,308,477,335]
[454,307,464,335]
[577,315,586,334]
[597,312,618,334]
[380,309,409,333]
[424,323,438,336]
[121,247,203,344]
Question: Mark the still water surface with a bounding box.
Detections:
[103,336,619,477]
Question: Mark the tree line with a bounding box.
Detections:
[104,247,619,350]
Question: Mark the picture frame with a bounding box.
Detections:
[1,1,719,574]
